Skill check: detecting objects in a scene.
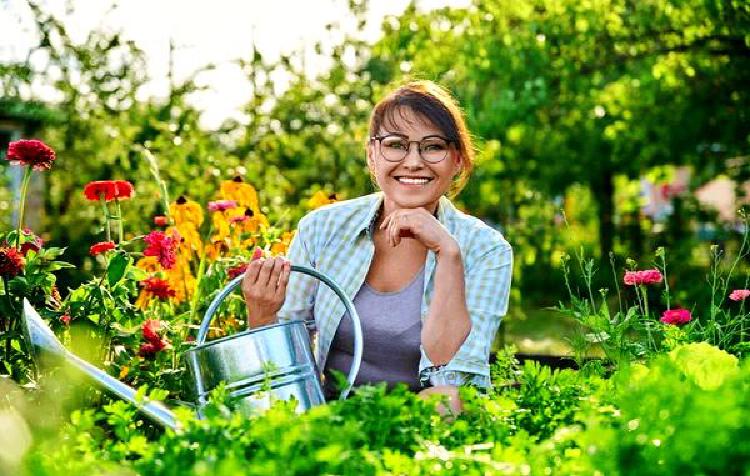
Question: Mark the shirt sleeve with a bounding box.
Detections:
[277,216,319,325]
[419,242,513,389]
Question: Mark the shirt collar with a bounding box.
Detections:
[350,192,456,241]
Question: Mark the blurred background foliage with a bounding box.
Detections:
[1,0,749,353]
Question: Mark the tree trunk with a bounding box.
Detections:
[592,170,615,260]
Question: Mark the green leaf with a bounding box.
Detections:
[107,252,129,287]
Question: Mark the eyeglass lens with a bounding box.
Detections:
[379,135,449,163]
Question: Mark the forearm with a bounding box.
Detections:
[421,245,471,365]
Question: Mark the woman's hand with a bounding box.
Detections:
[379,208,459,255]
[241,254,291,328]
[418,385,463,417]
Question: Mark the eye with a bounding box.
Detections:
[421,139,448,151]
[382,138,408,150]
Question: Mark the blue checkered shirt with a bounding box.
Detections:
[277,192,513,389]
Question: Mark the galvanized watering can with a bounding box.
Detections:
[22,265,363,430]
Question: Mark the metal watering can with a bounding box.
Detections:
[22,265,363,430]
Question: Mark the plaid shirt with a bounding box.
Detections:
[277,192,513,389]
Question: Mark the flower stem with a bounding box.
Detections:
[100,194,111,242]
[188,224,212,324]
[115,198,124,243]
[15,167,33,250]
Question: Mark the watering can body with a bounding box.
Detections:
[22,264,363,428]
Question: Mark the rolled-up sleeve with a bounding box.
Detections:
[419,242,513,389]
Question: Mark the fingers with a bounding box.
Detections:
[274,260,291,300]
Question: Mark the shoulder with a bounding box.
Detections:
[444,202,512,265]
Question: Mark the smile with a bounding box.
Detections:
[394,176,434,185]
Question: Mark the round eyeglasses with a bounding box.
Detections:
[370,134,453,164]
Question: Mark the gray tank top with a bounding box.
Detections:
[323,266,425,398]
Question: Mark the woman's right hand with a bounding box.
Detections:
[242,255,291,328]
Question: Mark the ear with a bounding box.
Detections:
[451,151,463,177]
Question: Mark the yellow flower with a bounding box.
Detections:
[308,190,338,210]
[119,366,129,379]
[170,196,204,228]
[136,256,160,273]
[220,177,259,211]
[165,254,195,304]
[270,231,295,256]
[239,209,269,233]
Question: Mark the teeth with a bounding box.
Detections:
[396,177,431,185]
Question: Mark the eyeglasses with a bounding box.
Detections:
[370,134,453,164]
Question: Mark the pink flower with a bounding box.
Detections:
[660,309,692,326]
[729,289,750,302]
[624,269,663,286]
[143,230,180,269]
[208,200,237,212]
[60,314,71,326]
[229,215,247,224]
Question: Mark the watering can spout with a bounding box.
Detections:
[21,299,178,430]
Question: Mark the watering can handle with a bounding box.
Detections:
[196,264,363,401]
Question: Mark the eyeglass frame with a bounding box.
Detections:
[369,133,455,164]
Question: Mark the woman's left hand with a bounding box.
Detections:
[379,208,458,254]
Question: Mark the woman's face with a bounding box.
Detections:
[367,107,461,214]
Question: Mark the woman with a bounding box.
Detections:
[241,80,512,413]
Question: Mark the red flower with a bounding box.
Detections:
[0,246,25,278]
[19,230,43,256]
[143,230,180,269]
[6,139,56,171]
[229,215,247,224]
[114,180,135,200]
[227,262,249,279]
[89,241,116,256]
[139,319,170,357]
[140,277,176,300]
[208,200,238,212]
[83,181,117,201]
[153,215,169,226]
[624,269,663,286]
[729,289,750,302]
[660,309,692,326]
[60,314,71,326]
[142,319,163,343]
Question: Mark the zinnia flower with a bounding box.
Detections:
[83,181,118,201]
[83,180,135,201]
[60,314,71,325]
[729,289,750,301]
[229,215,247,224]
[660,309,692,326]
[6,139,56,170]
[139,319,170,357]
[113,180,135,200]
[143,230,180,269]
[89,241,116,256]
[208,200,238,212]
[624,269,663,286]
[139,277,176,300]
[0,246,25,277]
[153,215,169,226]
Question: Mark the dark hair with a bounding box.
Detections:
[368,80,475,197]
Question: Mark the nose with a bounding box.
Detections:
[401,142,424,169]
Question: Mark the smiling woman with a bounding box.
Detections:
[241,80,513,414]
